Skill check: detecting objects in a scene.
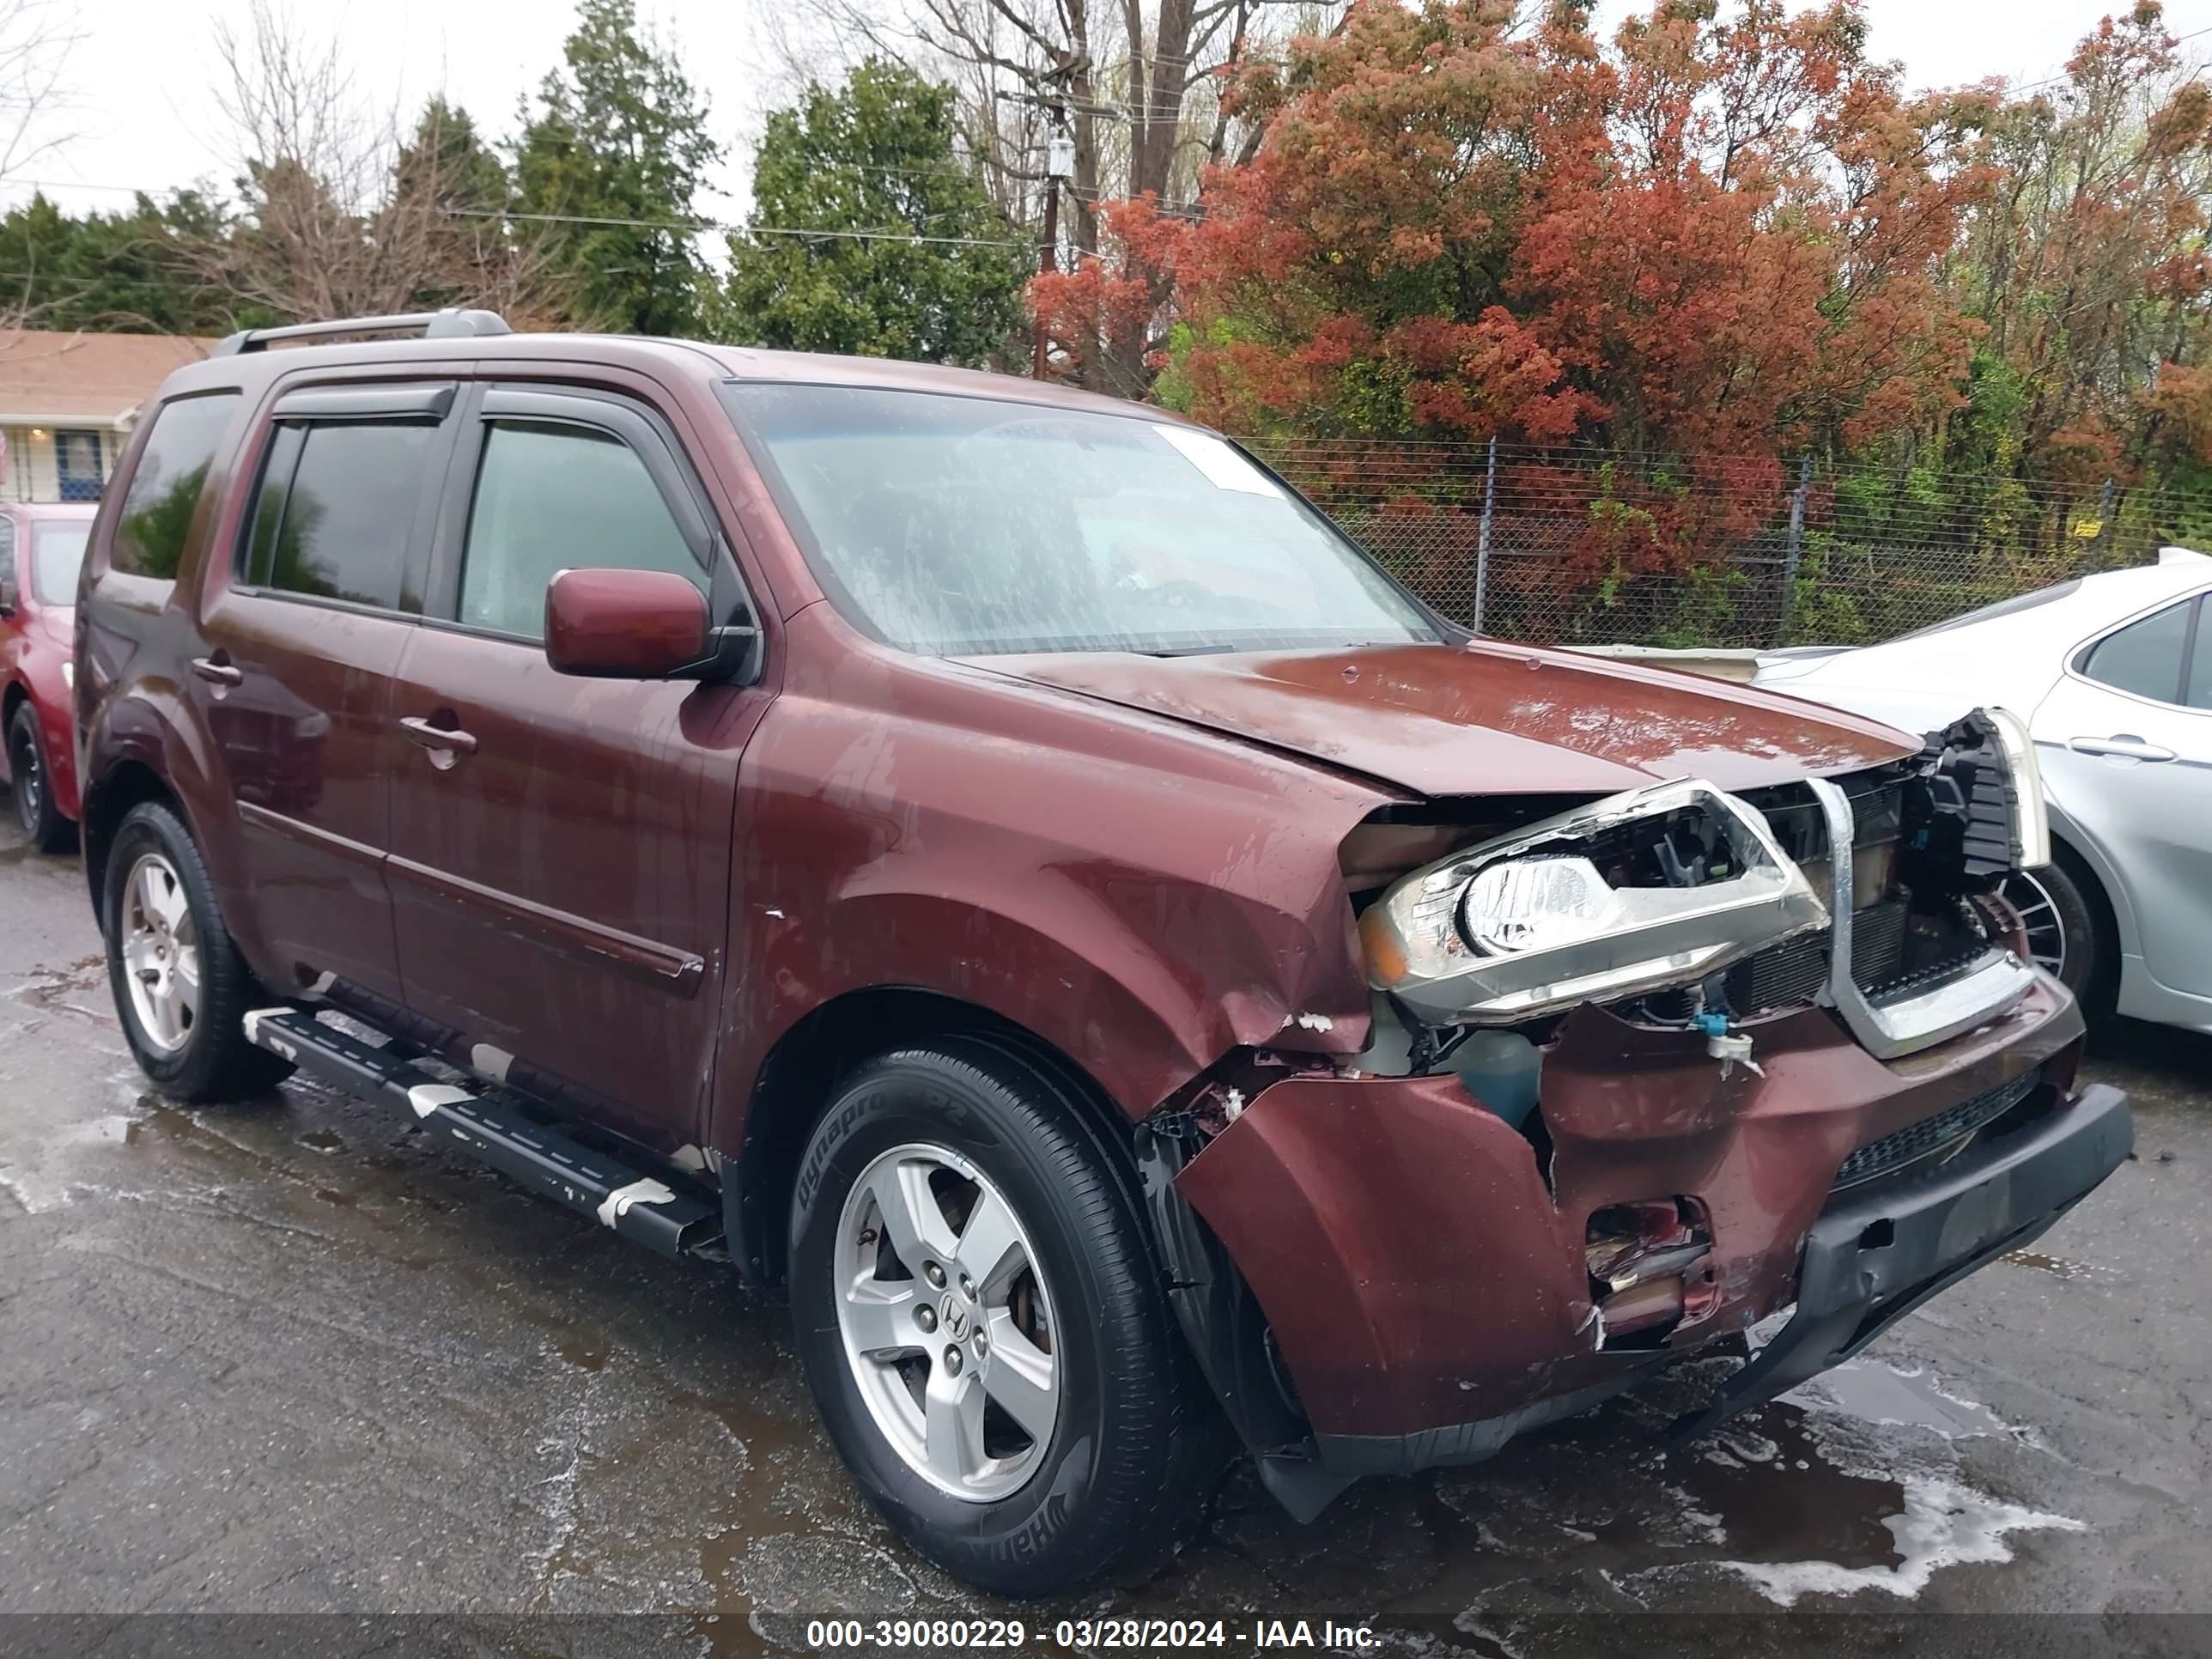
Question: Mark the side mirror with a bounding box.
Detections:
[544,567,711,679]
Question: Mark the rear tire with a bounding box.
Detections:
[102,800,293,1102]
[787,1038,1218,1595]
[8,702,72,854]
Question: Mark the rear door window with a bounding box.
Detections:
[241,421,442,612]
[0,517,15,611]
[111,392,239,580]
[2080,599,2194,704]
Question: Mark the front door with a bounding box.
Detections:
[384,384,766,1148]
[191,384,456,1005]
[2035,590,2212,1001]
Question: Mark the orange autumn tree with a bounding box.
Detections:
[1955,3,2212,483]
[1036,0,1990,459]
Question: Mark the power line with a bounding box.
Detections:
[456,205,1031,250]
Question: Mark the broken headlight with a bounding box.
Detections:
[1359,780,1829,1024]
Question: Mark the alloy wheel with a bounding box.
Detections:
[834,1141,1060,1503]
[1999,870,2069,981]
[118,853,200,1054]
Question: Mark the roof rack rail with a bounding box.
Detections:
[210,307,512,358]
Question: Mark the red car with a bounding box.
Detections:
[74,313,2130,1595]
[1,501,95,849]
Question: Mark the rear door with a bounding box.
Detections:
[384,381,767,1149]
[2034,590,2212,1000]
[190,382,457,1005]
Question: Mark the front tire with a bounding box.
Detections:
[2002,857,2112,1020]
[788,1038,1216,1595]
[8,702,72,853]
[101,800,293,1102]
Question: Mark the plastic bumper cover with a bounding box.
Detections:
[1671,1078,2131,1439]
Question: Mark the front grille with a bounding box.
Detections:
[1746,771,1905,866]
[1831,1066,2043,1190]
[1858,941,1991,1005]
[1729,898,1906,1012]
[1721,768,1912,1017]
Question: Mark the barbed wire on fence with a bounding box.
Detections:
[1262,439,2203,650]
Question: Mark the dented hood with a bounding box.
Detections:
[969,641,1919,796]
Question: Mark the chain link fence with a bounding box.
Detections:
[1264,440,2203,649]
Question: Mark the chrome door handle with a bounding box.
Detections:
[2069,735,2177,763]
[189,656,242,687]
[398,715,477,755]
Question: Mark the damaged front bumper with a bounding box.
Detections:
[1672,1077,2130,1441]
[1170,975,2123,1491]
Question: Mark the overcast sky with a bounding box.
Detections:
[4,0,2207,231]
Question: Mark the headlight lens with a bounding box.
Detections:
[1461,856,1619,954]
[60,660,74,690]
[1362,779,1829,1024]
[1985,706,2051,869]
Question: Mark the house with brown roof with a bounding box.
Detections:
[0,329,220,502]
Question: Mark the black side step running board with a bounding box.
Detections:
[244,1007,721,1259]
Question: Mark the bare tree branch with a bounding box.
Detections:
[182,0,562,327]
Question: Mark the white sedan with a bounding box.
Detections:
[1753,547,2212,1034]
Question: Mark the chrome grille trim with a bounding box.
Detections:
[1805,776,2037,1059]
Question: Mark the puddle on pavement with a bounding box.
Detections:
[2001,1249,2100,1280]
[1671,1405,1908,1564]
[9,953,114,1025]
[556,1333,611,1372]
[1116,1349,2087,1649]
[0,1110,149,1212]
[1781,1356,2020,1440]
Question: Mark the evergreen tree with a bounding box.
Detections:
[0,190,246,334]
[390,99,521,313]
[513,0,720,335]
[724,59,1026,366]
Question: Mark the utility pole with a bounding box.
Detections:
[1778,453,1813,647]
[1032,126,1073,380]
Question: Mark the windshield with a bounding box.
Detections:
[30,521,89,606]
[725,383,1438,656]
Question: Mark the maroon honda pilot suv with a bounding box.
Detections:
[76,310,2130,1595]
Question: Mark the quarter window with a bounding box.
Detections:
[2186,599,2212,711]
[112,392,239,580]
[2081,600,2193,704]
[0,517,15,610]
[242,421,438,611]
[458,420,702,640]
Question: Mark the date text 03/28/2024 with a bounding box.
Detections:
[803,1617,1379,1649]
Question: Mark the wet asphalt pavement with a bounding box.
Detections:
[1,803,2208,1659]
